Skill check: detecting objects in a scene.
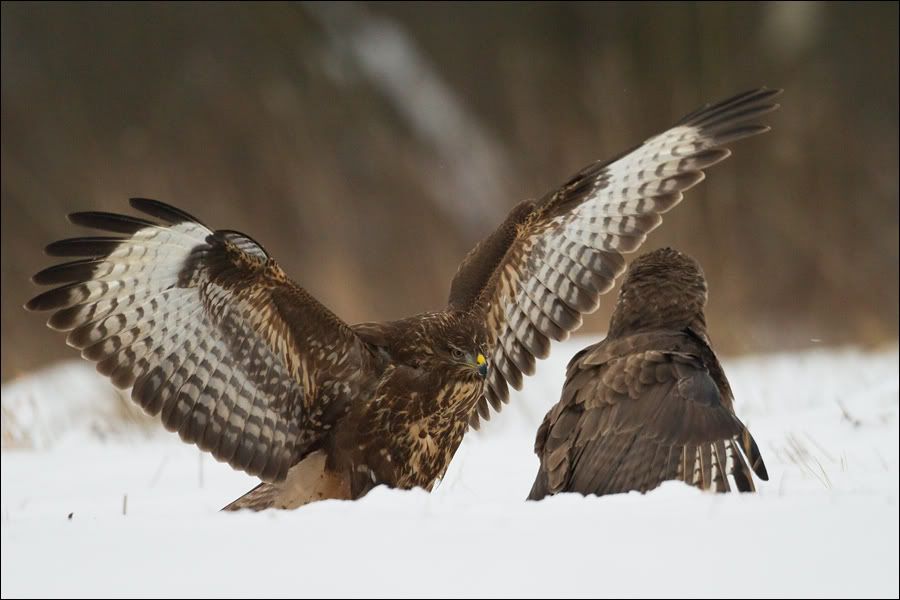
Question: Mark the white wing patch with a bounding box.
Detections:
[472,88,781,428]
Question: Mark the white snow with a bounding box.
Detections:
[2,341,898,598]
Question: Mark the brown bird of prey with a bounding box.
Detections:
[528,247,768,500]
[26,88,780,510]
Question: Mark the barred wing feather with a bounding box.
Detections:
[448,88,782,427]
[27,198,370,482]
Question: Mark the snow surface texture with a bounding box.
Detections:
[2,341,898,598]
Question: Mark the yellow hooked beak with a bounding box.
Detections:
[476,353,487,377]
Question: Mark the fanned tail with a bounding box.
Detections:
[677,428,768,493]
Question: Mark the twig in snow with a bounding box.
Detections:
[837,400,862,428]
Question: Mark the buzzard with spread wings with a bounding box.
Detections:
[528,248,768,500]
[26,88,780,509]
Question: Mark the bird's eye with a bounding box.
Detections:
[450,347,465,360]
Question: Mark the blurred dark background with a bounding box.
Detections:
[2,2,898,382]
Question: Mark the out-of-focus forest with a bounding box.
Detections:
[2,2,898,381]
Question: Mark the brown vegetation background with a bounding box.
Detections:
[2,2,898,382]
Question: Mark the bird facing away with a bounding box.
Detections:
[528,247,769,500]
[25,88,780,510]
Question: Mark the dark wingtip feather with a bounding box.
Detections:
[674,87,782,150]
[24,286,70,312]
[477,397,492,420]
[47,305,86,330]
[484,386,503,412]
[32,259,101,285]
[45,237,125,258]
[25,279,99,313]
[665,171,706,194]
[756,87,784,102]
[468,413,482,430]
[129,198,203,225]
[68,211,156,234]
[683,148,732,171]
[676,87,783,127]
[698,102,781,131]
[709,124,772,146]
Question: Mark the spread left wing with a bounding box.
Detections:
[26,199,374,482]
[447,88,782,427]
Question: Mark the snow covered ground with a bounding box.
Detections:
[2,341,898,598]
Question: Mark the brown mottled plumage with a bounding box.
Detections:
[26,88,779,510]
[528,248,769,500]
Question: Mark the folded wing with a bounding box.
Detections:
[529,337,767,499]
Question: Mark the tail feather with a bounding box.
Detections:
[728,439,755,492]
[713,440,731,493]
[682,443,698,486]
[221,451,352,511]
[739,428,769,481]
[222,482,278,512]
[699,443,713,489]
[538,426,767,500]
[663,444,680,483]
[591,429,766,496]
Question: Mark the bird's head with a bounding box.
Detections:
[608,247,709,337]
[441,336,489,379]
[401,312,488,378]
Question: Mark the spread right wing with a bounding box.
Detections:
[447,88,782,428]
